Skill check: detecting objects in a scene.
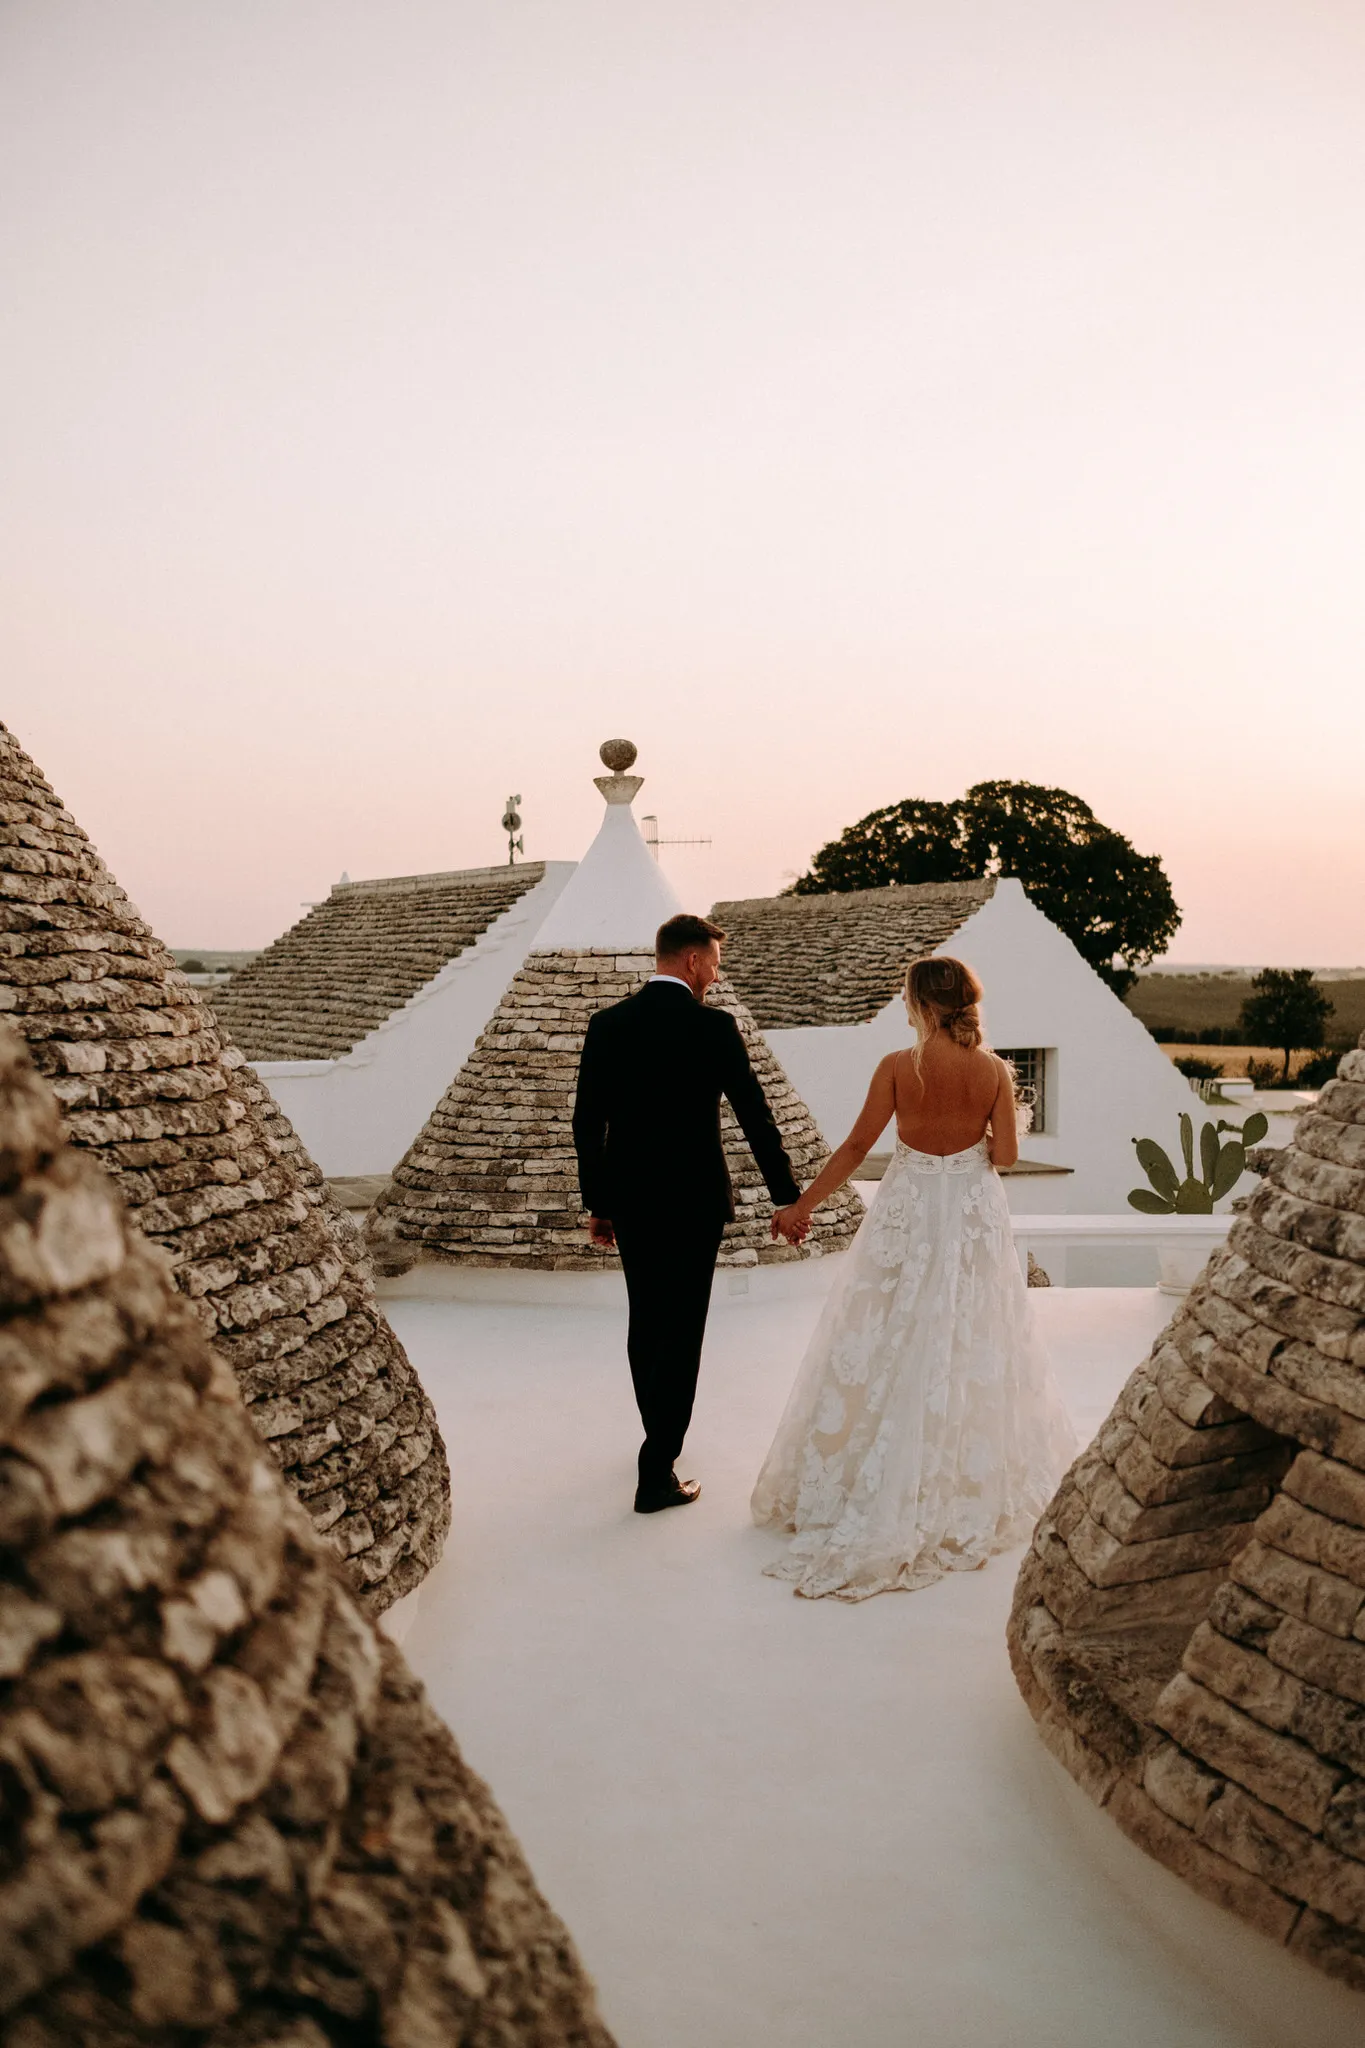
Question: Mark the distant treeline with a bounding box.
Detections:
[1126,973,1365,1048]
[172,949,260,975]
[1148,1024,1259,1045]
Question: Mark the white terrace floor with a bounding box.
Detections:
[387,1280,1364,2048]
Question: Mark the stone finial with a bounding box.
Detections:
[595,738,643,805]
[594,738,644,807]
[594,772,645,806]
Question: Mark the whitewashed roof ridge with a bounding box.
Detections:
[531,776,682,952]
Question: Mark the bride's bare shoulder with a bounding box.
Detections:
[862,1050,908,1101]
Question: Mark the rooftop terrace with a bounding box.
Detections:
[385,1279,1359,2047]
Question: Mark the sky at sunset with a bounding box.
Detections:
[3,1,1363,964]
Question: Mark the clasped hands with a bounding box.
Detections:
[771,1204,810,1246]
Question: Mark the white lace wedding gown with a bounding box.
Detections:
[752,1136,1077,1601]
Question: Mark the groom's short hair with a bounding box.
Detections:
[656,913,725,960]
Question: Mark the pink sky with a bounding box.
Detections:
[3,1,1363,963]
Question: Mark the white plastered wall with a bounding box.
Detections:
[255,861,575,1177]
[765,878,1250,1222]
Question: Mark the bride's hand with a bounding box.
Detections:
[772,1205,809,1245]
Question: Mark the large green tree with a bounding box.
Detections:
[1239,968,1334,1082]
[788,780,1180,996]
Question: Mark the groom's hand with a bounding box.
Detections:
[772,1205,809,1245]
[588,1215,616,1249]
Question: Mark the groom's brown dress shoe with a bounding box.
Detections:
[634,1476,701,1514]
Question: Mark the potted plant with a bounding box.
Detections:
[1128,1110,1268,1293]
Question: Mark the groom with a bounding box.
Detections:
[573,913,805,1513]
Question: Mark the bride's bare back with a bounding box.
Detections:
[772,954,1018,1241]
[776,1040,1018,1235]
[890,1038,1010,1157]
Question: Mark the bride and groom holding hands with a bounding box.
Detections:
[572,912,1075,1602]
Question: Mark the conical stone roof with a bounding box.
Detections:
[0,1026,612,2045]
[211,860,550,1060]
[0,723,448,1610]
[1008,1036,1365,1992]
[368,745,864,1273]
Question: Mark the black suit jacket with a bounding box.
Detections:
[572,981,802,1229]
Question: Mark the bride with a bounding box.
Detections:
[752,955,1076,1601]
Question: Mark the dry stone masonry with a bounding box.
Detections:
[0,1027,613,2046]
[368,954,864,1273]
[711,881,995,1029]
[0,724,448,1611]
[368,737,864,1275]
[212,863,547,1061]
[1008,1035,1365,1993]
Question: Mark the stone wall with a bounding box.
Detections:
[0,723,448,1612]
[368,950,864,1273]
[212,863,547,1061]
[711,881,994,1029]
[0,1027,613,2046]
[1009,1039,1365,1992]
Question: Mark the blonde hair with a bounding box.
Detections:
[904,955,984,1061]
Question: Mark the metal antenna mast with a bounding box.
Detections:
[640,814,711,863]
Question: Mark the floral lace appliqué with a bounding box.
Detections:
[751,1137,1077,1601]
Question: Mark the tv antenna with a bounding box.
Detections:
[640,814,711,864]
[502,795,524,866]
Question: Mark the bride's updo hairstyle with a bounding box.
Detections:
[904,955,985,1058]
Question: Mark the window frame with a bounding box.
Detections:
[996,1046,1050,1136]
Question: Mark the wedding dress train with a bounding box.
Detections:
[752,1137,1077,1601]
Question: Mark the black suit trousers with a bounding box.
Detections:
[614,1212,725,1488]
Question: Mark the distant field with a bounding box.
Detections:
[1159,1044,1330,1081]
[1126,973,1365,1046]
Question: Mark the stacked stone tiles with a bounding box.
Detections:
[711,880,995,1028]
[1009,1037,1365,1992]
[0,723,448,1611]
[368,950,864,1273]
[212,862,546,1060]
[0,1028,613,2047]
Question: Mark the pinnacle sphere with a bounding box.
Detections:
[598,738,638,772]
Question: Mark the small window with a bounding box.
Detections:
[997,1048,1048,1135]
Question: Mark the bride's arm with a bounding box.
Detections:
[986,1056,1019,1170]
[775,1056,896,1233]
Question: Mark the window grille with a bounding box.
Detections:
[997,1048,1048,1135]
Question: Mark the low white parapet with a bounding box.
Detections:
[373,1212,1234,1307]
[1011,1212,1231,1292]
